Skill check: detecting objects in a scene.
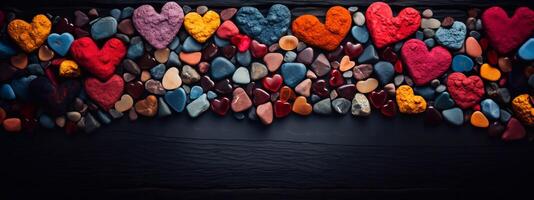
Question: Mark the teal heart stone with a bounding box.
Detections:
[164,88,187,113]
[435,21,466,50]
[235,4,291,45]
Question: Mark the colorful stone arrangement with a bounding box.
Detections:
[0,2,533,140]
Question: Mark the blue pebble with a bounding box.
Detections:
[190,86,204,100]
[435,21,467,50]
[182,36,203,52]
[164,88,187,113]
[47,33,74,56]
[280,63,306,87]
[415,30,424,40]
[110,9,122,20]
[235,4,291,45]
[207,91,218,100]
[214,35,230,47]
[169,37,181,50]
[414,86,435,100]
[518,38,534,61]
[158,97,172,117]
[442,107,464,126]
[211,57,236,80]
[434,92,455,110]
[237,50,252,66]
[27,64,44,75]
[150,64,166,80]
[121,7,134,19]
[0,84,15,100]
[351,26,369,43]
[91,16,118,40]
[500,109,512,123]
[358,45,379,64]
[452,54,474,72]
[393,41,404,52]
[167,51,181,66]
[481,99,500,120]
[284,51,297,62]
[0,40,17,59]
[96,110,112,124]
[424,38,435,48]
[374,61,394,85]
[127,36,144,60]
[39,114,55,129]
[11,75,37,102]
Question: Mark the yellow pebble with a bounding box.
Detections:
[7,14,52,53]
[470,111,489,128]
[396,85,427,114]
[480,63,501,81]
[183,10,220,43]
[512,94,534,125]
[59,60,81,78]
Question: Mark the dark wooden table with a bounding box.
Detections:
[1,0,534,199]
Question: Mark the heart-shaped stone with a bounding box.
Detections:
[365,2,420,49]
[235,4,291,45]
[47,33,74,56]
[184,10,220,43]
[435,21,466,50]
[85,75,124,111]
[292,6,351,51]
[274,100,291,118]
[70,37,126,81]
[446,72,485,109]
[250,40,268,58]
[401,39,452,86]
[29,76,81,116]
[356,78,378,94]
[396,85,427,114]
[211,97,230,116]
[380,99,397,117]
[511,94,534,126]
[292,96,312,116]
[164,88,187,113]
[482,7,534,54]
[262,74,283,93]
[329,69,344,88]
[369,90,387,109]
[133,2,184,49]
[8,14,52,53]
[114,94,134,112]
[279,86,296,102]
[135,95,158,117]
[339,56,355,72]
[344,42,363,59]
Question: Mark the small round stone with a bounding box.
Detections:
[353,12,365,26]
[278,35,298,51]
[422,9,433,18]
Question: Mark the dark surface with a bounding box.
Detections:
[1,0,534,199]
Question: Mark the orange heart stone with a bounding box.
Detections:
[291,6,351,51]
[8,14,52,53]
[395,85,426,114]
[292,96,312,116]
[134,95,158,117]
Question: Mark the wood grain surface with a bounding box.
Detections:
[1,0,534,199]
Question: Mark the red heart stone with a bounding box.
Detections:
[253,88,270,106]
[70,37,126,81]
[502,118,526,141]
[482,7,534,54]
[84,75,124,111]
[231,34,251,52]
[250,40,268,58]
[369,90,387,109]
[274,100,291,118]
[344,42,363,58]
[312,79,329,98]
[366,2,421,49]
[401,39,452,86]
[380,99,397,117]
[329,69,344,88]
[446,72,485,109]
[211,97,230,116]
[262,74,283,93]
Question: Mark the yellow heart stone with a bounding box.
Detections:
[184,10,221,43]
[396,85,427,114]
[8,14,52,53]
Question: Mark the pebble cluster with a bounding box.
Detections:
[0,2,533,140]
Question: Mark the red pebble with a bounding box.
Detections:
[231,34,251,52]
[369,90,387,109]
[380,100,396,117]
[210,97,230,116]
[481,7,534,54]
[262,74,283,93]
[394,60,403,74]
[274,100,291,118]
[249,40,268,58]
[343,42,363,58]
[446,72,485,109]
[329,69,344,87]
[253,88,270,106]
[502,118,526,141]
[216,20,239,39]
[70,37,126,81]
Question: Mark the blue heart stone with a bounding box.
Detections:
[182,36,203,52]
[235,4,291,45]
[518,38,534,61]
[435,21,466,50]
[434,92,455,110]
[481,99,500,120]
[280,63,306,87]
[351,26,369,44]
[164,88,187,113]
[374,61,394,85]
[11,75,37,102]
[357,45,379,64]
[190,86,204,100]
[0,84,16,100]
[0,40,17,59]
[452,54,474,72]
[91,16,118,40]
[211,57,236,80]
[442,107,464,126]
[47,33,74,56]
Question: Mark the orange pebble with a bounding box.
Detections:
[179,51,202,65]
[292,96,312,116]
[465,37,482,58]
[38,45,55,61]
[278,35,298,51]
[470,111,489,128]
[480,63,501,81]
[3,118,22,132]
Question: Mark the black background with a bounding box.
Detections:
[1,0,534,199]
